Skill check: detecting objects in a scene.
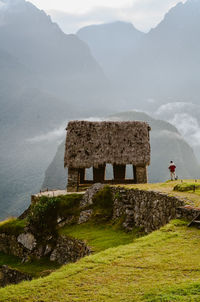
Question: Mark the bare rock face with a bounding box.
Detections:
[0,265,32,288]
[80,183,105,208]
[78,210,93,224]
[17,233,37,251]
[50,236,90,264]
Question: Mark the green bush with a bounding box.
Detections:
[27,194,83,240]
[28,196,59,240]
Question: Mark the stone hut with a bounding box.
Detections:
[64,121,151,192]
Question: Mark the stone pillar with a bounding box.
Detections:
[93,165,106,183]
[79,168,85,184]
[133,165,136,182]
[113,164,126,181]
[135,166,148,184]
[67,168,79,192]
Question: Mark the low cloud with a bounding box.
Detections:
[27,117,103,144]
[27,124,66,143]
[155,102,200,148]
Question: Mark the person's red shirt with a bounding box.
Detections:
[169,164,176,172]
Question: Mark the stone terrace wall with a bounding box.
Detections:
[111,187,185,233]
[0,233,90,264]
[0,266,32,288]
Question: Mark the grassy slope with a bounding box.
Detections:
[59,222,144,253]
[1,220,200,301]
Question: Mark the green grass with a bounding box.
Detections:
[0,252,61,278]
[59,222,144,253]
[1,220,200,301]
[0,218,26,236]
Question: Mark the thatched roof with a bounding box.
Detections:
[64,121,151,169]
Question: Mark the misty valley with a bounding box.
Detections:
[1,0,200,220]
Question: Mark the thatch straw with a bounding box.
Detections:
[64,121,151,169]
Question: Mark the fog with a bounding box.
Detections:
[1,0,200,220]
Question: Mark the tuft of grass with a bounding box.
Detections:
[0,218,26,236]
[59,222,144,253]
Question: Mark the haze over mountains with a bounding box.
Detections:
[1,0,200,220]
[77,21,144,79]
[77,0,200,108]
[0,0,110,220]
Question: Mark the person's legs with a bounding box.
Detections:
[170,171,175,180]
[172,172,176,180]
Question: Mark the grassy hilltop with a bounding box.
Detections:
[0,181,200,301]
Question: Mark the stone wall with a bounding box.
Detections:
[78,184,187,233]
[0,233,90,265]
[111,187,185,233]
[0,265,32,288]
[177,206,200,221]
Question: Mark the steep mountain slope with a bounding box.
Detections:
[0,0,109,112]
[77,21,144,78]
[42,111,200,191]
[121,0,200,103]
[0,0,110,221]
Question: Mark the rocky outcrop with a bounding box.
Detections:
[80,183,105,208]
[0,232,90,265]
[50,236,90,264]
[17,233,37,251]
[78,210,93,224]
[0,265,32,287]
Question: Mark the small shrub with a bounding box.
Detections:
[27,194,83,240]
[28,196,59,240]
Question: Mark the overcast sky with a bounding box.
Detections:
[0,0,178,33]
[28,0,187,33]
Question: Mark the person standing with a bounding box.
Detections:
[168,161,176,180]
